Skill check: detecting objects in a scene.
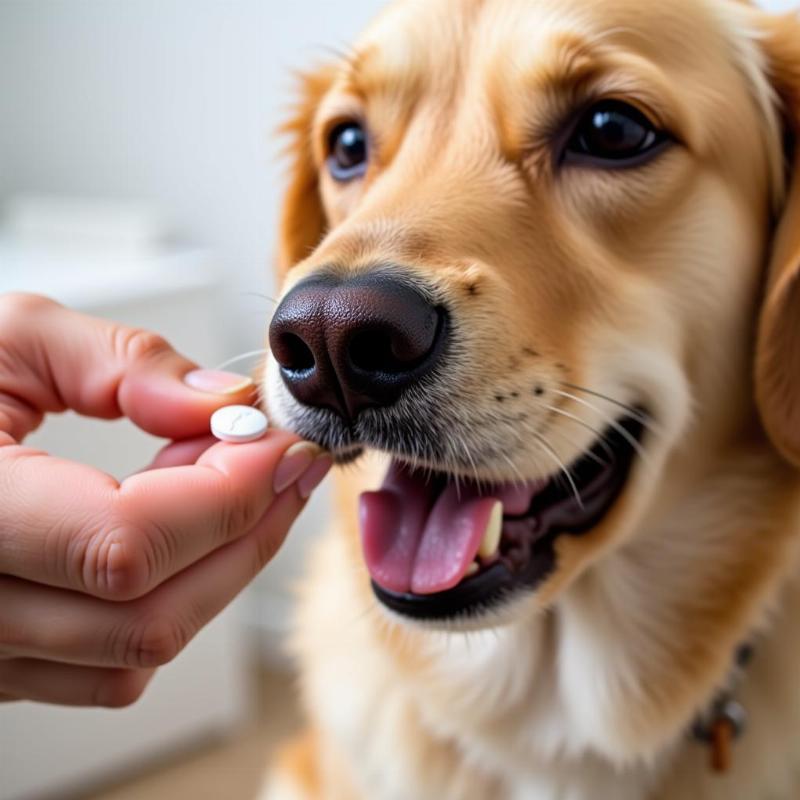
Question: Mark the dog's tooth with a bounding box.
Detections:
[465,562,480,577]
[477,501,503,559]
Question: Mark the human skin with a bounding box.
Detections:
[0,293,331,707]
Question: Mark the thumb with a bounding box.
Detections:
[120,362,257,440]
[0,293,258,441]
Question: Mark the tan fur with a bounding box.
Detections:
[756,13,800,465]
[263,1,800,798]
[264,732,321,800]
[278,66,338,273]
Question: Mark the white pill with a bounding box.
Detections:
[210,405,269,443]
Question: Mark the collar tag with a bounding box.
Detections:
[691,644,753,774]
[691,694,748,773]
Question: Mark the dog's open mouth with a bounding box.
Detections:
[361,413,646,620]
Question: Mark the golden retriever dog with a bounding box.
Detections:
[261,0,800,797]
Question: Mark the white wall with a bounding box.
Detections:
[0,0,385,350]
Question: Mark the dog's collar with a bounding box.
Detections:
[690,643,754,773]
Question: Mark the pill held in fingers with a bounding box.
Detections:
[211,405,269,443]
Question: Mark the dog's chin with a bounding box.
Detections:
[358,412,647,627]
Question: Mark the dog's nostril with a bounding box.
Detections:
[349,330,406,373]
[277,333,315,373]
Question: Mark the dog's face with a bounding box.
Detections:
[265,0,800,628]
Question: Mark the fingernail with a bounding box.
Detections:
[273,442,321,494]
[297,454,333,499]
[184,369,254,395]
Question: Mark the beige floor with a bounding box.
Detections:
[80,670,302,800]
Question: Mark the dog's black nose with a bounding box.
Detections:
[269,272,447,419]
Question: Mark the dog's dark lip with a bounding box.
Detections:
[371,411,647,622]
[331,447,365,465]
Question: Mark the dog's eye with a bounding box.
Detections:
[327,122,368,181]
[564,100,667,166]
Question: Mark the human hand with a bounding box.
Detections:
[0,293,330,706]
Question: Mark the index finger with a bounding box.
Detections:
[0,293,256,442]
[0,429,318,599]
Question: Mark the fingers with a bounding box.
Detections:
[0,484,318,671]
[0,293,256,442]
[0,658,154,707]
[0,445,120,592]
[0,429,311,599]
[144,436,218,470]
[108,431,312,599]
[163,484,314,626]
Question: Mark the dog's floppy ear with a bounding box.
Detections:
[277,66,335,275]
[754,15,800,466]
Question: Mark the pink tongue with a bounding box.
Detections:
[360,465,546,595]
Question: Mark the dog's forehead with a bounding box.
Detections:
[353,0,739,80]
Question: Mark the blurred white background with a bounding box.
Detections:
[0,0,794,798]
[0,0,387,348]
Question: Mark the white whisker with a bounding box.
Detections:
[544,422,610,469]
[551,388,650,466]
[454,435,484,494]
[557,382,659,433]
[239,291,279,306]
[214,348,269,371]
[537,402,615,464]
[531,431,584,510]
[498,451,528,486]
